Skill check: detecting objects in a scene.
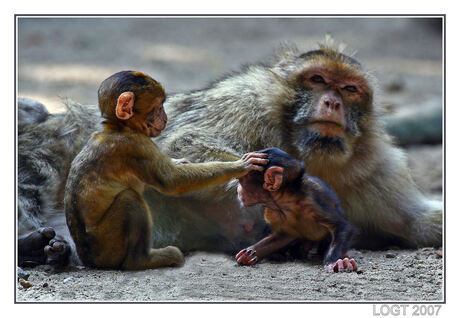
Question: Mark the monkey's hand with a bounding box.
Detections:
[172,158,191,165]
[236,248,258,266]
[325,258,358,273]
[240,152,268,173]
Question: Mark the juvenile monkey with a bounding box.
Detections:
[64,71,267,270]
[236,148,357,273]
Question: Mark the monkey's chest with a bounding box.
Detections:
[264,207,329,241]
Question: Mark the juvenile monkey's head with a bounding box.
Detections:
[237,148,305,206]
[98,71,167,137]
[284,46,374,160]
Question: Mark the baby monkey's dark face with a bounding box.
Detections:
[237,171,272,207]
[144,97,167,137]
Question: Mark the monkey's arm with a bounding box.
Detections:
[236,232,296,265]
[132,145,265,195]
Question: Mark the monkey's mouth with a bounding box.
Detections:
[308,120,345,138]
[309,120,344,129]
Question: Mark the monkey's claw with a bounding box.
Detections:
[236,248,259,266]
[326,258,358,273]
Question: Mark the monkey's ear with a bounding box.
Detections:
[116,92,135,120]
[263,166,284,192]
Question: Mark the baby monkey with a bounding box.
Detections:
[65,71,267,270]
[236,148,357,273]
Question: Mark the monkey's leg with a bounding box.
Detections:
[323,222,357,273]
[91,189,184,270]
[235,232,295,266]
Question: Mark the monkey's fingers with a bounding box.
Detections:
[236,249,258,265]
[237,254,258,266]
[249,165,265,172]
[326,258,358,273]
[342,258,354,272]
[236,249,248,259]
[335,259,344,272]
[241,152,268,161]
[245,158,269,171]
[349,259,358,271]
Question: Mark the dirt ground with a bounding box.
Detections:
[16,17,444,302]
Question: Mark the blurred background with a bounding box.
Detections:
[16,17,443,198]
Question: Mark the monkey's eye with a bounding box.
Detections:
[344,85,357,93]
[310,75,325,84]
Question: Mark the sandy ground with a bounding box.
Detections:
[16,17,444,302]
[17,248,442,302]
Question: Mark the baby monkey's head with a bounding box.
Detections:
[237,147,305,206]
[98,71,167,137]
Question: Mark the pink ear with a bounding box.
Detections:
[263,166,284,192]
[115,92,135,120]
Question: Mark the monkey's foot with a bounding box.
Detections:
[325,258,357,273]
[236,248,258,265]
[18,227,70,267]
[44,236,71,267]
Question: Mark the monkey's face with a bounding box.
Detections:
[289,61,371,158]
[143,97,168,137]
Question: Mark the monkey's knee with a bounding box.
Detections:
[79,189,153,269]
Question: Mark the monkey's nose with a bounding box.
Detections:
[324,99,341,111]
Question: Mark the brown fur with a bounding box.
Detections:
[64,71,261,269]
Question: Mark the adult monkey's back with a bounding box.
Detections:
[18,44,442,265]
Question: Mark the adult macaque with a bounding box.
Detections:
[64,71,267,269]
[18,42,442,267]
[235,148,357,273]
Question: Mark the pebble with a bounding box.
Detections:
[63,276,74,283]
[385,253,397,258]
[19,279,33,289]
[42,282,49,288]
[17,267,30,281]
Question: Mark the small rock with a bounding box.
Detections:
[42,282,49,288]
[356,270,364,274]
[17,267,30,281]
[19,279,33,289]
[385,253,397,258]
[63,276,74,283]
